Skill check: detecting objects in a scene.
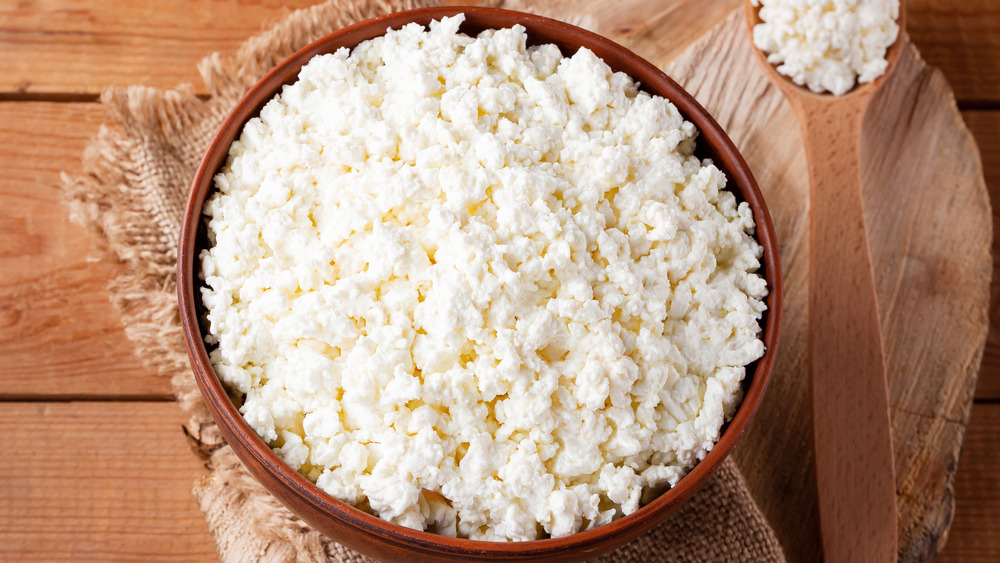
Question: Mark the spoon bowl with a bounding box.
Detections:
[744,0,908,100]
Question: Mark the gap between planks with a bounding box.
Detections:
[0,394,176,402]
[0,95,996,108]
[0,101,166,398]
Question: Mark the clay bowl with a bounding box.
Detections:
[178,6,782,562]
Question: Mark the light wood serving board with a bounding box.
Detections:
[483,1,991,561]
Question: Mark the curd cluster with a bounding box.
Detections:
[751,0,901,95]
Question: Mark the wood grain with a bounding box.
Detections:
[0,0,321,96]
[936,403,1000,562]
[908,0,1000,104]
[0,101,166,398]
[0,402,215,561]
[963,110,1000,400]
[0,0,742,96]
[0,398,985,563]
[742,7,917,553]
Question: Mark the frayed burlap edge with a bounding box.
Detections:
[61,1,786,561]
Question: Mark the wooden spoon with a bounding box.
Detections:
[743,2,907,561]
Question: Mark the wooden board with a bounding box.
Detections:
[0,102,167,398]
[863,41,990,561]
[0,402,216,561]
[906,0,1000,104]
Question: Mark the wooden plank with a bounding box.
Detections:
[908,0,1000,103]
[0,401,215,561]
[936,403,1000,563]
[964,110,1000,400]
[0,101,167,397]
[1,0,999,102]
[0,0,321,96]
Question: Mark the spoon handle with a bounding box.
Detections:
[794,93,898,563]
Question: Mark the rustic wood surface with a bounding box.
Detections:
[0,402,216,560]
[0,1,996,562]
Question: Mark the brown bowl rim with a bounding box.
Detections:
[178,5,783,559]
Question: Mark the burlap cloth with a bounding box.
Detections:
[63,1,787,561]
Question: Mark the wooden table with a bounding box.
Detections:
[0,1,996,560]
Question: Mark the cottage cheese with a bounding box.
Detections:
[201,15,767,541]
[751,0,900,95]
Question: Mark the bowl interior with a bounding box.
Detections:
[178,6,782,560]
